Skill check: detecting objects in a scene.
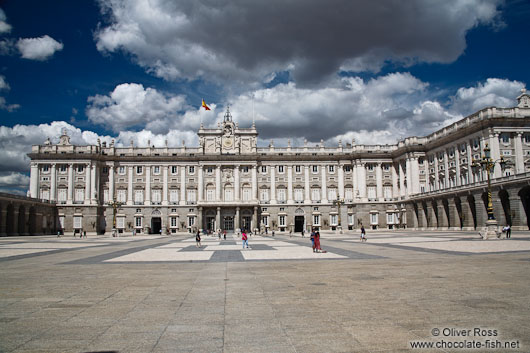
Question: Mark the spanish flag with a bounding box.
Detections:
[201,99,211,110]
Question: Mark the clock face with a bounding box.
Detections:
[223,138,233,148]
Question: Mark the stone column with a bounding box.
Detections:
[437,200,449,229]
[234,165,240,201]
[448,197,461,230]
[514,132,524,174]
[455,150,461,186]
[474,193,487,228]
[357,162,366,200]
[270,165,276,203]
[405,157,412,197]
[410,157,420,194]
[162,165,168,205]
[145,166,151,205]
[30,163,39,198]
[253,206,258,232]
[376,162,383,200]
[321,164,328,203]
[508,188,527,230]
[287,165,293,203]
[460,195,475,230]
[490,132,502,178]
[85,163,91,203]
[180,166,186,205]
[198,165,203,202]
[216,164,221,201]
[466,141,473,183]
[235,206,240,230]
[353,162,359,200]
[418,203,428,229]
[428,201,438,229]
[399,161,405,198]
[90,163,97,204]
[216,206,221,231]
[251,165,258,200]
[198,207,203,231]
[109,165,115,202]
[127,166,133,205]
[338,164,344,199]
[443,151,449,189]
[392,163,399,198]
[50,164,56,201]
[67,163,74,204]
[304,165,310,203]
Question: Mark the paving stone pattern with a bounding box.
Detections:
[0,230,530,352]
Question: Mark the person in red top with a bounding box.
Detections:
[314,231,321,253]
[242,229,249,249]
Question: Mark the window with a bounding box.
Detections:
[294,188,304,201]
[74,188,84,203]
[278,165,284,173]
[370,213,378,225]
[59,165,67,173]
[261,166,267,173]
[344,165,352,172]
[313,214,320,226]
[260,189,269,202]
[295,165,301,173]
[262,215,269,227]
[135,216,142,228]
[501,133,510,144]
[277,188,286,202]
[206,187,215,201]
[312,165,318,173]
[348,214,354,225]
[73,216,82,229]
[345,188,353,200]
[77,165,84,173]
[189,166,195,174]
[134,190,144,204]
[383,164,390,171]
[170,217,178,228]
[224,187,233,201]
[279,215,286,227]
[242,187,251,201]
[117,217,125,229]
[328,188,337,201]
[169,189,179,204]
[42,165,50,173]
[524,134,530,144]
[330,214,338,226]
[171,166,178,174]
[311,188,320,201]
[367,164,374,171]
[118,166,125,175]
[207,166,213,174]
[117,189,126,203]
[367,186,376,199]
[188,216,195,227]
[102,167,108,174]
[329,165,335,173]
[187,189,196,203]
[103,189,109,203]
[387,213,394,224]
[152,189,161,204]
[59,216,65,229]
[502,150,512,156]
[136,166,143,174]
[153,166,160,175]
[383,186,392,199]
[40,189,49,200]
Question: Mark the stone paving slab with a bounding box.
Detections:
[1,230,530,352]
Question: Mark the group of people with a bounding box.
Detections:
[310,228,322,252]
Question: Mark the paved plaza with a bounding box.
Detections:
[1,230,530,352]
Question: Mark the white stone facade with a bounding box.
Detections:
[28,93,530,235]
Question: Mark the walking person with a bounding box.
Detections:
[242,229,249,249]
[310,228,316,252]
[301,229,305,238]
[223,229,226,240]
[218,229,222,240]
[314,231,322,252]
[195,230,201,248]
[506,224,511,239]
[360,225,367,242]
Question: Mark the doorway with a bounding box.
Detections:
[151,217,162,234]
[242,216,251,231]
[295,216,304,232]
[206,217,215,232]
[223,216,234,231]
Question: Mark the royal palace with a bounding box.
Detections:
[22,90,530,236]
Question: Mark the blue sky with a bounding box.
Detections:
[0,0,529,194]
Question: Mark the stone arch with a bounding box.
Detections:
[18,205,26,235]
[28,206,37,235]
[499,189,511,226]
[422,201,429,228]
[295,208,305,214]
[518,186,530,230]
[467,195,477,230]
[442,199,450,228]
[454,197,463,229]
[6,203,14,235]
[152,209,162,216]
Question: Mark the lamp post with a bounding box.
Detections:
[471,144,509,239]
[108,200,123,237]
[332,198,344,234]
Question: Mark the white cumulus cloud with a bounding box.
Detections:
[16,35,64,61]
[95,0,502,86]
[0,8,11,34]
